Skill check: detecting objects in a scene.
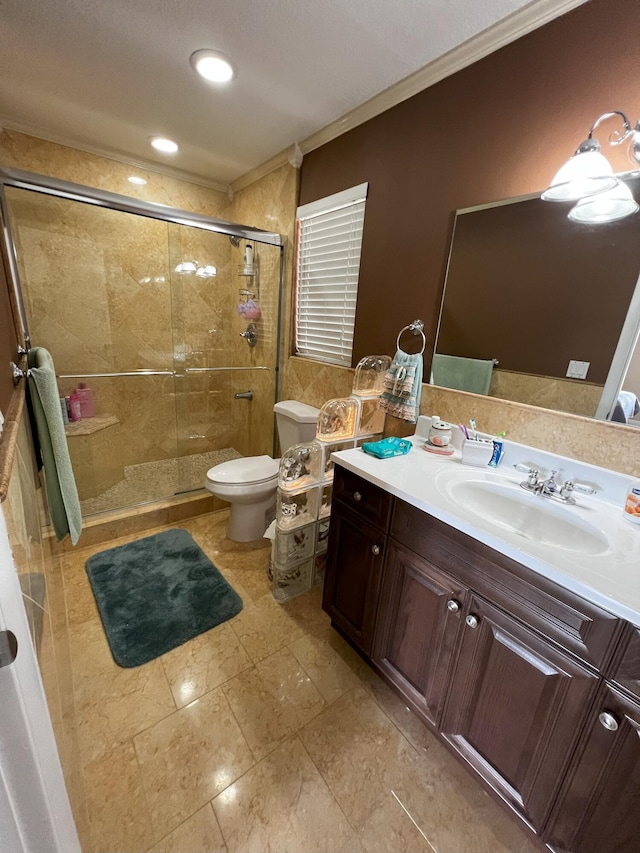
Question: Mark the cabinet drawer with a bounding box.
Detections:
[391,500,622,671]
[333,465,392,530]
[610,623,640,699]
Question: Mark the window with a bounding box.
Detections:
[294,182,368,366]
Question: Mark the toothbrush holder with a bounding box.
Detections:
[461,437,494,467]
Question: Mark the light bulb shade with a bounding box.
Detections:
[541,149,618,201]
[568,182,639,223]
[195,264,217,277]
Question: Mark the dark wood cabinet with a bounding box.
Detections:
[372,540,467,727]
[322,499,386,655]
[545,684,640,853]
[441,593,598,831]
[323,463,638,852]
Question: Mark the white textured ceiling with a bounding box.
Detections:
[1,0,564,186]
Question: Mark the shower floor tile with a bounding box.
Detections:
[79,447,241,516]
[68,509,540,853]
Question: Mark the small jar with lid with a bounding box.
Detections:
[428,420,452,447]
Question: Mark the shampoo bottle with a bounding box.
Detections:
[77,382,95,418]
[244,243,253,272]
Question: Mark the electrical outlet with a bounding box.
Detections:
[566,360,590,379]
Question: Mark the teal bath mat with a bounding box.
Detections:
[86,528,243,668]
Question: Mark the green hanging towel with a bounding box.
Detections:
[27,347,82,545]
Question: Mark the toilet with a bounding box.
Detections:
[205,400,320,541]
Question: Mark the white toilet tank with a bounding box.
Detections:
[273,400,319,453]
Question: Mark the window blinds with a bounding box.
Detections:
[295,183,368,366]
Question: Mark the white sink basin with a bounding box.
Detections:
[437,471,609,556]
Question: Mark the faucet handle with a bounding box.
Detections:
[514,463,537,476]
[514,464,539,489]
[562,480,597,497]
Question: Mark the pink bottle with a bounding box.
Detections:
[76,383,95,418]
[69,392,82,421]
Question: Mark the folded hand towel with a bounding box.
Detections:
[379,350,423,423]
[27,347,82,545]
[431,354,494,396]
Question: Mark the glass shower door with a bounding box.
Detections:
[168,224,282,493]
[4,187,181,514]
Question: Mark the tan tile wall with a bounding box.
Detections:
[230,164,298,450]
[0,131,286,490]
[283,357,640,477]
[489,370,604,418]
[0,130,231,217]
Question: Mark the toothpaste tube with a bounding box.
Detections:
[488,433,505,468]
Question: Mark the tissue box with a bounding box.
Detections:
[461,438,494,467]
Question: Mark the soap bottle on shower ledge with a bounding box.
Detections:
[76,383,95,418]
[243,243,254,275]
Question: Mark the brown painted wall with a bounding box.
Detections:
[298,0,640,367]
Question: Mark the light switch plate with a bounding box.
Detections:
[566,360,590,379]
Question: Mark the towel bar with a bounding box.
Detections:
[10,361,25,385]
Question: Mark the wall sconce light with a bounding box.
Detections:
[542,111,640,222]
[174,261,217,277]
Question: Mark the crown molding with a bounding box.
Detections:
[230,144,300,193]
[233,0,588,188]
[0,117,230,194]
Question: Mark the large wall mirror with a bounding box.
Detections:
[433,173,640,427]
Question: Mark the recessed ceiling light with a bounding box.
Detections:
[128,175,147,186]
[149,136,179,154]
[190,49,234,83]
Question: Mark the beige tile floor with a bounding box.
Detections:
[62,509,541,853]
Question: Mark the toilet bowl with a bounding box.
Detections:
[205,400,319,542]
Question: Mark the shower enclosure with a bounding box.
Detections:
[0,168,284,517]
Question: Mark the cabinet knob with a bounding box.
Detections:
[598,711,620,732]
[353,491,363,502]
[371,544,381,556]
[446,599,461,613]
[465,614,479,629]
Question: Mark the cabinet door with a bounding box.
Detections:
[546,684,640,853]
[372,541,467,727]
[322,501,385,655]
[441,594,598,832]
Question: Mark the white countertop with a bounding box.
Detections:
[332,437,640,627]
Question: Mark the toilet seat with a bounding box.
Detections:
[206,455,279,487]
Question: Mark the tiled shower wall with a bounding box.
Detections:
[0,130,285,505]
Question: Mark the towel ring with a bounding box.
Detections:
[396,319,426,355]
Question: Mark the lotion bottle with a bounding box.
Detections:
[623,480,640,524]
[76,382,95,418]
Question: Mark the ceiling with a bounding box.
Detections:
[1,0,581,189]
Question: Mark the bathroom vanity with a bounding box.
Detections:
[323,436,640,853]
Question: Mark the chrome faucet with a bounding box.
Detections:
[513,465,597,504]
[239,323,258,348]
